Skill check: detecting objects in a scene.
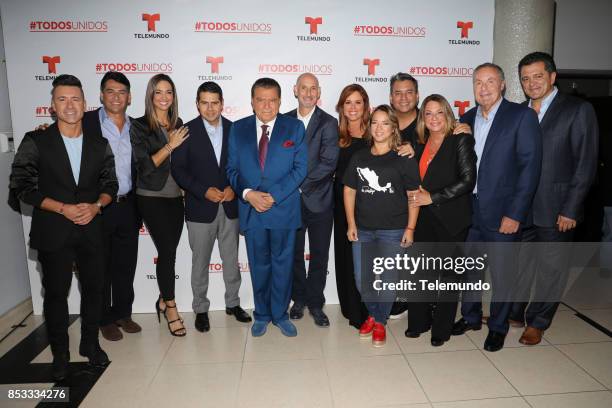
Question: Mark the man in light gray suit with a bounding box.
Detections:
[511,52,598,345]
[287,73,339,327]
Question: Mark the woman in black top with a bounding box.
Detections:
[130,74,189,336]
[343,105,420,347]
[405,94,477,346]
[333,84,370,329]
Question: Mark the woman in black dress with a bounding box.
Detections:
[333,84,370,329]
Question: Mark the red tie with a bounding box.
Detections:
[259,124,269,170]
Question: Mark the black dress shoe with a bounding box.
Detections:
[451,318,482,336]
[195,312,210,332]
[309,308,330,327]
[404,329,422,338]
[52,352,70,381]
[226,306,252,323]
[484,331,506,352]
[79,342,110,367]
[430,338,446,347]
[289,302,305,320]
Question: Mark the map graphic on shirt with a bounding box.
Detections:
[357,167,395,194]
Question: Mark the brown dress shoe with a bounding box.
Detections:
[519,326,544,345]
[101,323,123,341]
[116,318,142,333]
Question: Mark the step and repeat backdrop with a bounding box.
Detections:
[1,0,493,314]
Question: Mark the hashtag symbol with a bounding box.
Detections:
[354,25,360,34]
[195,21,201,31]
[30,21,36,30]
[36,107,42,115]
[96,63,102,72]
[410,67,415,74]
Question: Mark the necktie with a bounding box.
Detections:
[259,124,269,170]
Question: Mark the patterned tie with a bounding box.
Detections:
[259,124,269,170]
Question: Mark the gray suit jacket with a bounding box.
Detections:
[286,106,339,213]
[529,92,599,227]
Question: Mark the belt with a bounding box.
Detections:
[115,191,133,203]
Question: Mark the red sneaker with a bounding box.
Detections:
[372,323,386,347]
[359,316,375,338]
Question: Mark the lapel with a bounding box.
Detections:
[265,115,287,173]
[421,135,451,185]
[539,92,564,131]
[305,107,321,145]
[50,124,78,188]
[246,115,260,171]
[480,98,508,162]
[77,131,93,189]
[220,116,231,170]
[194,116,220,168]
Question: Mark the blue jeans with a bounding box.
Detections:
[352,228,404,324]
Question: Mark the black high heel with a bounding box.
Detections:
[155,296,163,322]
[156,297,186,337]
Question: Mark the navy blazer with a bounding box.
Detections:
[171,116,238,223]
[285,106,339,213]
[522,93,598,227]
[226,113,307,232]
[461,99,543,230]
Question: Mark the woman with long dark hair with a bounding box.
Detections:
[130,74,189,336]
[333,84,371,329]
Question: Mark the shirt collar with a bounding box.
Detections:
[202,116,222,132]
[256,116,277,130]
[99,107,129,124]
[476,97,503,121]
[297,107,315,123]
[528,86,558,110]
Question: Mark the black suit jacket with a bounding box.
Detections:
[130,116,183,191]
[416,133,477,236]
[524,92,599,227]
[10,123,118,251]
[286,106,339,213]
[171,116,238,223]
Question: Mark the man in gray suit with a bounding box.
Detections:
[287,73,339,327]
[511,52,598,345]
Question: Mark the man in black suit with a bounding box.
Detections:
[89,72,143,341]
[287,73,339,327]
[10,75,118,380]
[171,81,251,333]
[511,52,598,345]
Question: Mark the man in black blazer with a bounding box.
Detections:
[84,72,143,341]
[171,81,250,333]
[287,73,339,327]
[10,75,118,380]
[511,52,598,345]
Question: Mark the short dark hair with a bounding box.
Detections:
[100,71,131,92]
[518,51,557,75]
[251,77,281,98]
[196,81,223,102]
[473,62,505,82]
[389,72,419,94]
[51,74,83,97]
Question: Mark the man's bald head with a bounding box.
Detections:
[294,73,321,113]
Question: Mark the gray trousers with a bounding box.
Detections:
[187,206,241,313]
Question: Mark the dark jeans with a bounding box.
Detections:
[136,195,184,301]
[38,226,104,355]
[511,225,574,330]
[101,193,141,325]
[292,200,333,309]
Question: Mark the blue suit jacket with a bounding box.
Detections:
[226,113,307,232]
[461,98,543,230]
[171,115,238,223]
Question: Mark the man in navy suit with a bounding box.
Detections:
[286,73,339,327]
[452,63,543,352]
[227,78,307,337]
[172,82,251,333]
[511,52,598,345]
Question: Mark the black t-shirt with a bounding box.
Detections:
[343,148,419,230]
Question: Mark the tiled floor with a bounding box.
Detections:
[0,304,610,408]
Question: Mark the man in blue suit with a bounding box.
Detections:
[452,63,543,352]
[227,77,308,337]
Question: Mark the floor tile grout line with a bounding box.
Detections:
[475,336,525,398]
[318,335,338,408]
[520,389,612,397]
[392,324,434,406]
[551,341,610,391]
[235,325,249,407]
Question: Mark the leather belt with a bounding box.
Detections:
[115,191,133,203]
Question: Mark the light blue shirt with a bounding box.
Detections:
[528,86,558,123]
[203,117,223,166]
[61,134,83,185]
[473,97,503,193]
[99,108,132,195]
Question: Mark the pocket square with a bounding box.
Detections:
[282,140,295,148]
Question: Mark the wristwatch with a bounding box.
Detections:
[95,201,103,214]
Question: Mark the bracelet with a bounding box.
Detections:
[406,226,415,231]
[57,203,64,215]
[164,144,173,154]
